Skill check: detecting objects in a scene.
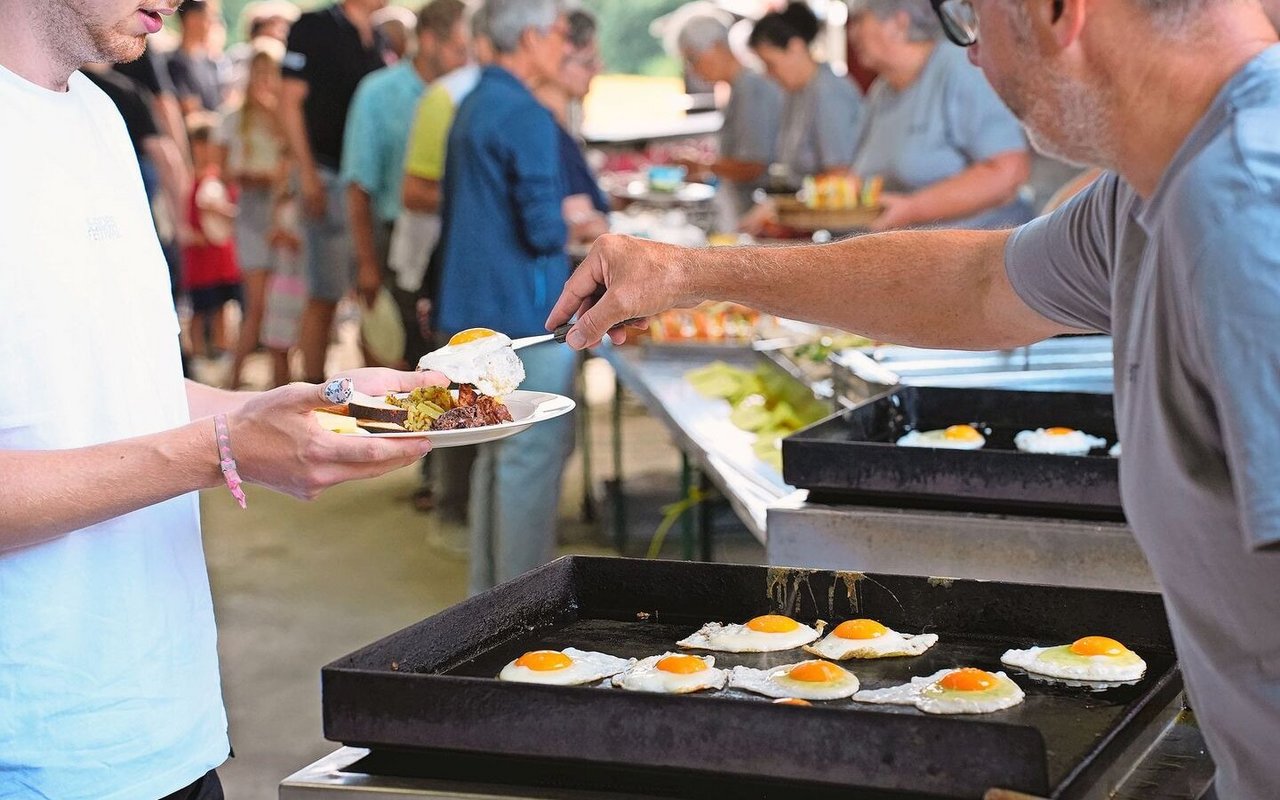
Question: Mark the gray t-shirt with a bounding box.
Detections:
[1005,45,1280,800]
[854,43,1030,229]
[720,68,784,217]
[776,64,862,178]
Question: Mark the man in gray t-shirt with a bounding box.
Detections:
[552,3,1280,797]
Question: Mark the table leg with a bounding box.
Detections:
[610,374,627,553]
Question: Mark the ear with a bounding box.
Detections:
[893,10,913,39]
[1050,0,1088,50]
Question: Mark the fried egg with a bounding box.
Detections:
[677,614,823,653]
[611,653,727,694]
[1110,442,1121,458]
[1001,636,1147,682]
[772,697,813,706]
[1014,427,1107,455]
[418,328,526,397]
[854,668,1024,714]
[497,648,632,686]
[729,660,861,700]
[896,425,986,450]
[803,618,939,660]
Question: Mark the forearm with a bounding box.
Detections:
[690,229,1064,349]
[154,95,191,165]
[187,379,257,419]
[0,423,221,550]
[279,93,318,181]
[712,157,767,183]
[145,136,191,238]
[347,185,380,268]
[903,153,1029,226]
[402,175,441,213]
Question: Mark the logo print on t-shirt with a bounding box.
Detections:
[85,216,121,242]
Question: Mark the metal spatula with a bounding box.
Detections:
[510,324,575,351]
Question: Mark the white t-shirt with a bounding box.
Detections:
[0,65,228,798]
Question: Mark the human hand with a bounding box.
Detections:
[869,193,917,233]
[737,201,778,237]
[545,233,699,350]
[301,171,327,219]
[226,368,448,500]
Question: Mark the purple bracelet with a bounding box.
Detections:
[214,414,247,509]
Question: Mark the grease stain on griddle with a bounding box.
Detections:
[928,577,956,588]
[765,567,867,619]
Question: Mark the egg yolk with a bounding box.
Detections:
[656,655,708,674]
[773,698,813,706]
[448,327,498,346]
[746,614,800,633]
[944,425,983,442]
[515,650,573,671]
[788,661,846,683]
[938,668,997,692]
[1070,636,1127,657]
[833,619,889,640]
[1046,427,1077,436]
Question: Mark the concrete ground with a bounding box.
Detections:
[195,319,765,798]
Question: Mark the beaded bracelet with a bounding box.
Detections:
[214,414,247,509]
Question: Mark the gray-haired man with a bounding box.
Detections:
[551,1,1280,796]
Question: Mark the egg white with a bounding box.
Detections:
[1001,644,1146,682]
[1109,442,1121,458]
[1013,428,1107,456]
[803,627,939,661]
[418,333,526,397]
[854,668,1025,715]
[728,661,861,700]
[611,653,727,694]
[677,619,823,653]
[497,648,633,686]
[896,428,986,450]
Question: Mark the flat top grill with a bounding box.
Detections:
[323,558,1180,799]
[783,386,1123,520]
[449,617,1174,791]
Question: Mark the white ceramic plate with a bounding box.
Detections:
[334,390,575,447]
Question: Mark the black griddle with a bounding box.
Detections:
[782,386,1122,520]
[323,557,1178,799]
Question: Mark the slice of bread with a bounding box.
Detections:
[348,392,409,425]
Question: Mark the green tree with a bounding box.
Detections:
[581,0,685,76]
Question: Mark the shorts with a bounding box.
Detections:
[301,166,354,303]
[190,282,243,314]
[235,185,274,271]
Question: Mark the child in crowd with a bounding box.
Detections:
[183,115,243,361]
[224,44,290,389]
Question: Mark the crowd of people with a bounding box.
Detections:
[89,0,1066,599]
[6,0,1280,796]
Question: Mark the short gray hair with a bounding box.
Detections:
[484,0,562,54]
[677,14,730,56]
[849,0,942,41]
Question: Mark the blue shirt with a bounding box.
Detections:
[1006,45,1280,799]
[436,66,567,338]
[340,59,425,223]
[776,64,862,177]
[559,124,608,214]
[854,44,1030,229]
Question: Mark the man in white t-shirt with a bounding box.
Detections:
[0,2,449,798]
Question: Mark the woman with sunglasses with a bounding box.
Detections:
[749,2,863,181]
[847,0,1032,232]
